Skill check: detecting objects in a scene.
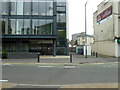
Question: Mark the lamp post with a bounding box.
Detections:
[85,0,89,58]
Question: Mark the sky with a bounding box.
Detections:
[68,0,104,40]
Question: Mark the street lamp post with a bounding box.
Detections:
[85,0,89,58]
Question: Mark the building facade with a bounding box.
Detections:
[72,32,94,55]
[1,0,68,58]
[92,0,120,57]
[77,32,94,46]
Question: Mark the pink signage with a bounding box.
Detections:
[97,6,112,23]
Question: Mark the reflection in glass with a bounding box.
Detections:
[10,2,16,15]
[32,1,39,15]
[32,19,38,34]
[16,19,23,34]
[46,20,53,35]
[57,7,65,11]
[2,2,8,15]
[17,2,23,15]
[23,19,30,34]
[38,20,46,35]
[46,1,53,15]
[57,13,66,27]
[57,13,66,22]
[57,1,66,6]
[19,42,29,52]
[10,19,16,34]
[24,2,31,15]
[1,19,6,34]
[57,29,66,39]
[39,2,46,15]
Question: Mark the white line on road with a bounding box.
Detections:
[17,84,61,87]
[38,66,54,68]
[0,80,8,82]
[38,66,77,68]
[2,64,12,66]
[64,66,76,68]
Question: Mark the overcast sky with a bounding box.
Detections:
[68,0,104,40]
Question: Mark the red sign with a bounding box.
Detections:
[97,6,112,23]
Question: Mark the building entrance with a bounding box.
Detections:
[29,40,53,55]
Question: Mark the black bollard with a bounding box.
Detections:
[96,52,98,58]
[38,52,40,63]
[70,53,72,63]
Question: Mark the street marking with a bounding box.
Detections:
[64,66,76,68]
[38,66,54,68]
[2,64,12,66]
[0,80,8,82]
[17,84,61,87]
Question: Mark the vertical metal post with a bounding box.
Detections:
[70,53,72,63]
[85,1,89,58]
[38,52,40,63]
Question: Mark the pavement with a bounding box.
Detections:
[2,83,119,89]
[1,53,119,64]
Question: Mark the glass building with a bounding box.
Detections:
[1,0,68,58]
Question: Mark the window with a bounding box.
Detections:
[57,1,66,6]
[32,1,39,15]
[23,19,30,34]
[57,13,66,22]
[16,2,23,15]
[10,19,16,34]
[32,19,39,34]
[39,1,46,15]
[46,1,53,15]
[46,20,53,35]
[57,13,66,27]
[10,2,16,15]
[57,29,66,39]
[38,20,46,35]
[16,19,23,34]
[57,7,65,12]
[24,2,31,15]
[1,19,7,34]
[2,2,8,15]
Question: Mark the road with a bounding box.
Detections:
[2,62,118,88]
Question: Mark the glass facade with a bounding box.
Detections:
[2,0,67,55]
